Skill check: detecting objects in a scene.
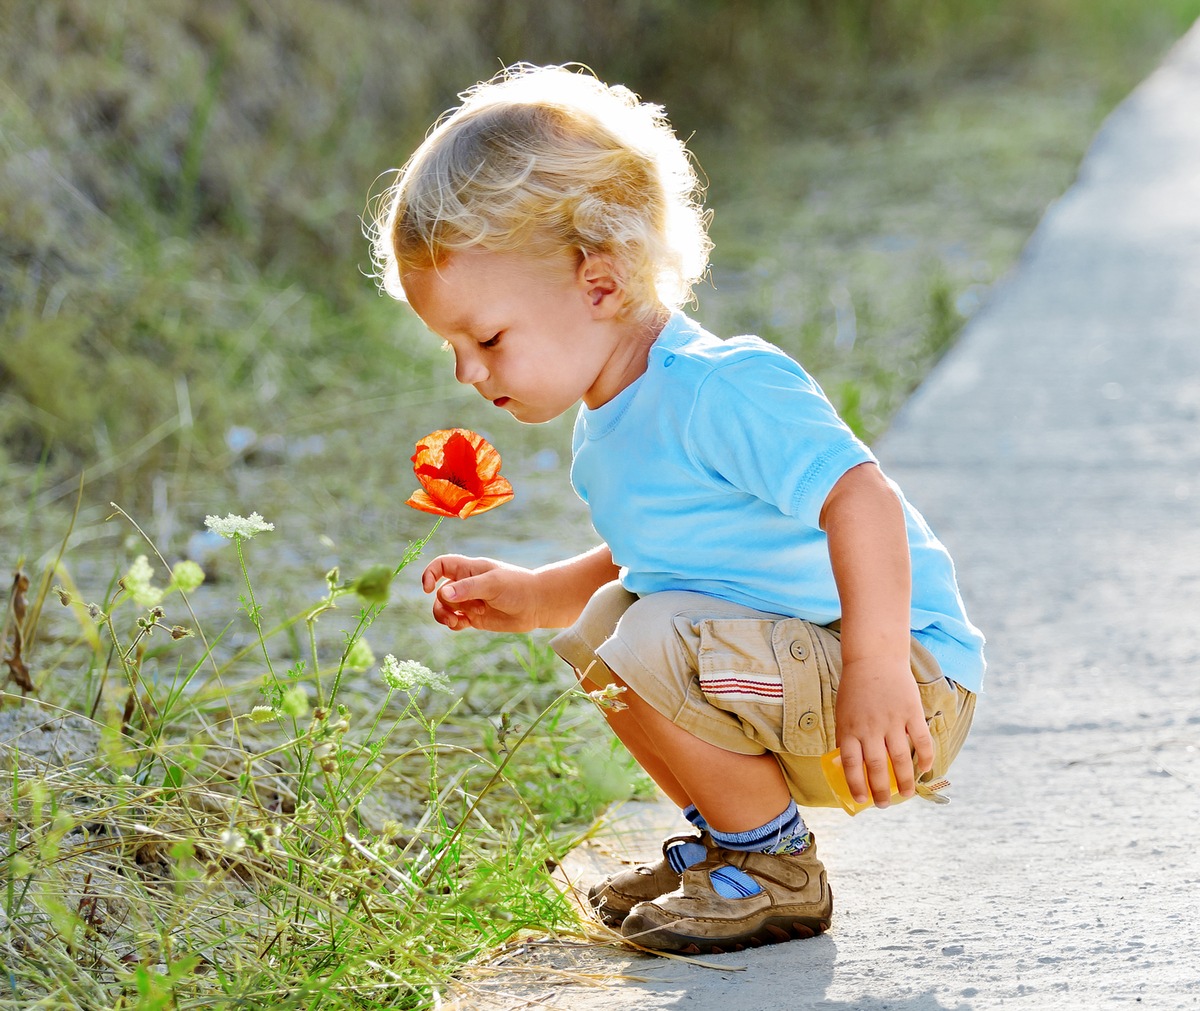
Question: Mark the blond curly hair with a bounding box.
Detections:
[369,64,712,324]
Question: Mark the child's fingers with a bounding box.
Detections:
[888,734,917,799]
[846,736,907,807]
[862,748,897,808]
[909,721,936,777]
[430,595,467,629]
[422,554,499,594]
[422,558,537,633]
[839,740,870,804]
[421,554,465,592]
[437,573,494,606]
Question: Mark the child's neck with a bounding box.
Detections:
[585,308,669,409]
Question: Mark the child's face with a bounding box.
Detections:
[400,247,640,424]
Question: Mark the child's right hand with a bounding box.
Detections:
[420,554,543,632]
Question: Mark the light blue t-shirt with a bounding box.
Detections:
[570,312,986,692]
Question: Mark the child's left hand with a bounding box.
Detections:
[834,657,934,808]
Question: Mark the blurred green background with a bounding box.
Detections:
[3,0,1198,576]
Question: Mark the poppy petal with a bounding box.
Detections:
[439,432,485,494]
[458,478,515,517]
[418,477,479,517]
[469,438,504,482]
[410,429,456,470]
[405,489,459,518]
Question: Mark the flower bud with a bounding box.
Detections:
[351,564,394,605]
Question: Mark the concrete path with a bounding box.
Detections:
[457,21,1200,1011]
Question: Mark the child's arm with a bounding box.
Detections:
[420,544,619,633]
[820,461,934,807]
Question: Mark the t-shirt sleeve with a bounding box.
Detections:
[686,353,875,529]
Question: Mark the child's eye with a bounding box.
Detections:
[480,333,502,349]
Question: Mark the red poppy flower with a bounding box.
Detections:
[406,429,514,518]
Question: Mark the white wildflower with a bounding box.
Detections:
[380,654,451,694]
[587,683,629,712]
[123,555,164,608]
[168,559,205,593]
[217,829,246,853]
[204,512,275,539]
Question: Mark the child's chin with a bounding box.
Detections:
[502,401,562,425]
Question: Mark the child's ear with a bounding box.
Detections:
[576,252,624,319]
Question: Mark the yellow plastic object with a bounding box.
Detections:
[821,749,900,815]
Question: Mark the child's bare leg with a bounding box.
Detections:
[578,668,692,808]
[583,669,791,832]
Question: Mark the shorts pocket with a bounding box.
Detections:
[695,617,835,757]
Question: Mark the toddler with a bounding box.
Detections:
[371,64,984,954]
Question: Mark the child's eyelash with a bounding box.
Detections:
[480,333,501,348]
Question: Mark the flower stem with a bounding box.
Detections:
[235,534,278,689]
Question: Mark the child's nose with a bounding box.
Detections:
[454,350,488,386]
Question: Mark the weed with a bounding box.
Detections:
[0,505,628,1010]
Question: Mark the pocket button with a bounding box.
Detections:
[799,711,819,731]
[789,640,808,661]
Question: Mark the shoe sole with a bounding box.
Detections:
[623,887,833,955]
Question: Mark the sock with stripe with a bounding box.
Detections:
[663,803,712,873]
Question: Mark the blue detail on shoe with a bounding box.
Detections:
[708,864,763,899]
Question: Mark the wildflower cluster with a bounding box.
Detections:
[586,682,629,712]
[310,705,352,773]
[204,512,275,539]
[380,654,451,694]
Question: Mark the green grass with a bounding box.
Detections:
[1,512,641,1009]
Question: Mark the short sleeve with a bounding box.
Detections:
[686,353,875,529]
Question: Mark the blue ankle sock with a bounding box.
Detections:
[709,799,810,855]
[664,804,714,874]
[665,838,708,873]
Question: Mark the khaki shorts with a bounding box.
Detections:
[551,581,976,809]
